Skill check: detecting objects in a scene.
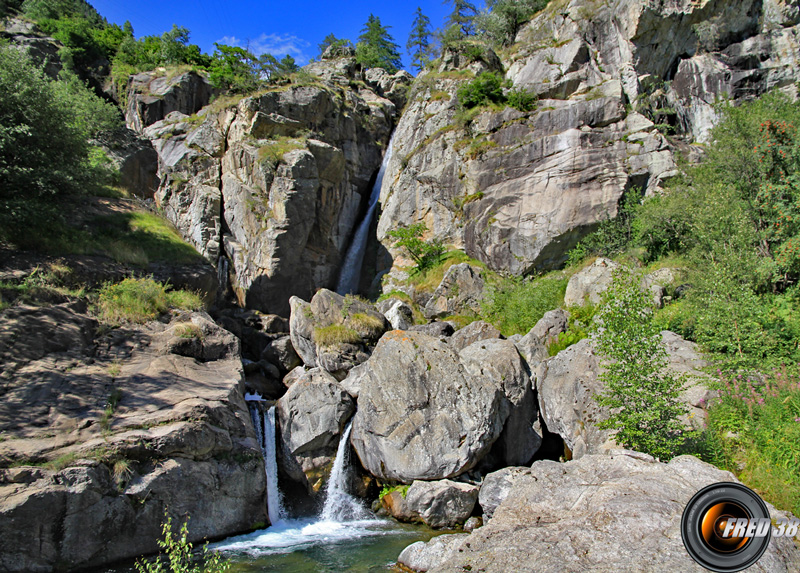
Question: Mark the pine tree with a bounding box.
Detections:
[407,7,433,73]
[445,0,478,37]
[355,14,402,73]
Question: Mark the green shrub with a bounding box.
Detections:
[95,278,202,325]
[701,368,800,515]
[482,274,567,336]
[457,71,506,109]
[506,86,538,112]
[547,305,596,356]
[135,511,230,573]
[593,269,691,460]
[387,222,445,272]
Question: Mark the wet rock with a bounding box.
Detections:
[276,367,355,495]
[382,479,479,529]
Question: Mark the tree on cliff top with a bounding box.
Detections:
[445,0,479,37]
[355,14,402,73]
[407,7,434,72]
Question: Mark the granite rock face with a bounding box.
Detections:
[125,70,216,133]
[141,55,397,315]
[0,306,265,572]
[410,453,800,573]
[376,0,800,278]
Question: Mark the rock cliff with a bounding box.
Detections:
[0,306,265,571]
[140,54,409,315]
[376,0,800,279]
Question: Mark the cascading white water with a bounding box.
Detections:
[214,417,389,558]
[247,403,286,525]
[335,139,394,295]
[320,421,368,522]
[263,407,287,524]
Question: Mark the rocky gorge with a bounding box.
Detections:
[2,0,800,571]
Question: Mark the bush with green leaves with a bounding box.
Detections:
[482,274,567,336]
[135,511,230,573]
[593,269,691,460]
[0,45,120,241]
[475,0,549,46]
[387,222,445,272]
[567,191,641,266]
[701,368,800,516]
[457,71,506,109]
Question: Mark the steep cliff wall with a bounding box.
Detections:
[376,0,800,279]
[143,54,409,315]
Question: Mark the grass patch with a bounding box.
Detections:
[547,305,596,356]
[313,324,361,346]
[99,387,123,432]
[0,264,85,306]
[87,211,205,266]
[346,312,385,338]
[407,250,480,293]
[257,136,307,168]
[482,273,568,336]
[45,452,80,472]
[174,323,204,339]
[95,277,202,325]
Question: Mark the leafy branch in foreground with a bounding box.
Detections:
[135,511,230,573]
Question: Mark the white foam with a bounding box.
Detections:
[212,518,398,557]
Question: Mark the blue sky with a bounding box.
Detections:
[89,0,455,70]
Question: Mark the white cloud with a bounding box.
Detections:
[216,33,312,64]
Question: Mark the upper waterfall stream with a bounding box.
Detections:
[335,138,394,295]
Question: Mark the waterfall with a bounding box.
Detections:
[320,421,369,522]
[335,138,394,295]
[248,403,287,525]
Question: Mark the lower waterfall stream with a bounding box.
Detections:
[209,402,437,572]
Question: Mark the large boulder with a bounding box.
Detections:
[449,320,502,352]
[536,332,714,459]
[459,339,541,466]
[125,70,215,133]
[0,306,264,572]
[410,453,800,573]
[276,367,355,494]
[381,479,479,529]
[423,264,486,319]
[478,466,530,520]
[288,289,389,379]
[515,309,570,365]
[398,534,470,573]
[351,331,507,482]
[377,297,415,330]
[564,258,620,307]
